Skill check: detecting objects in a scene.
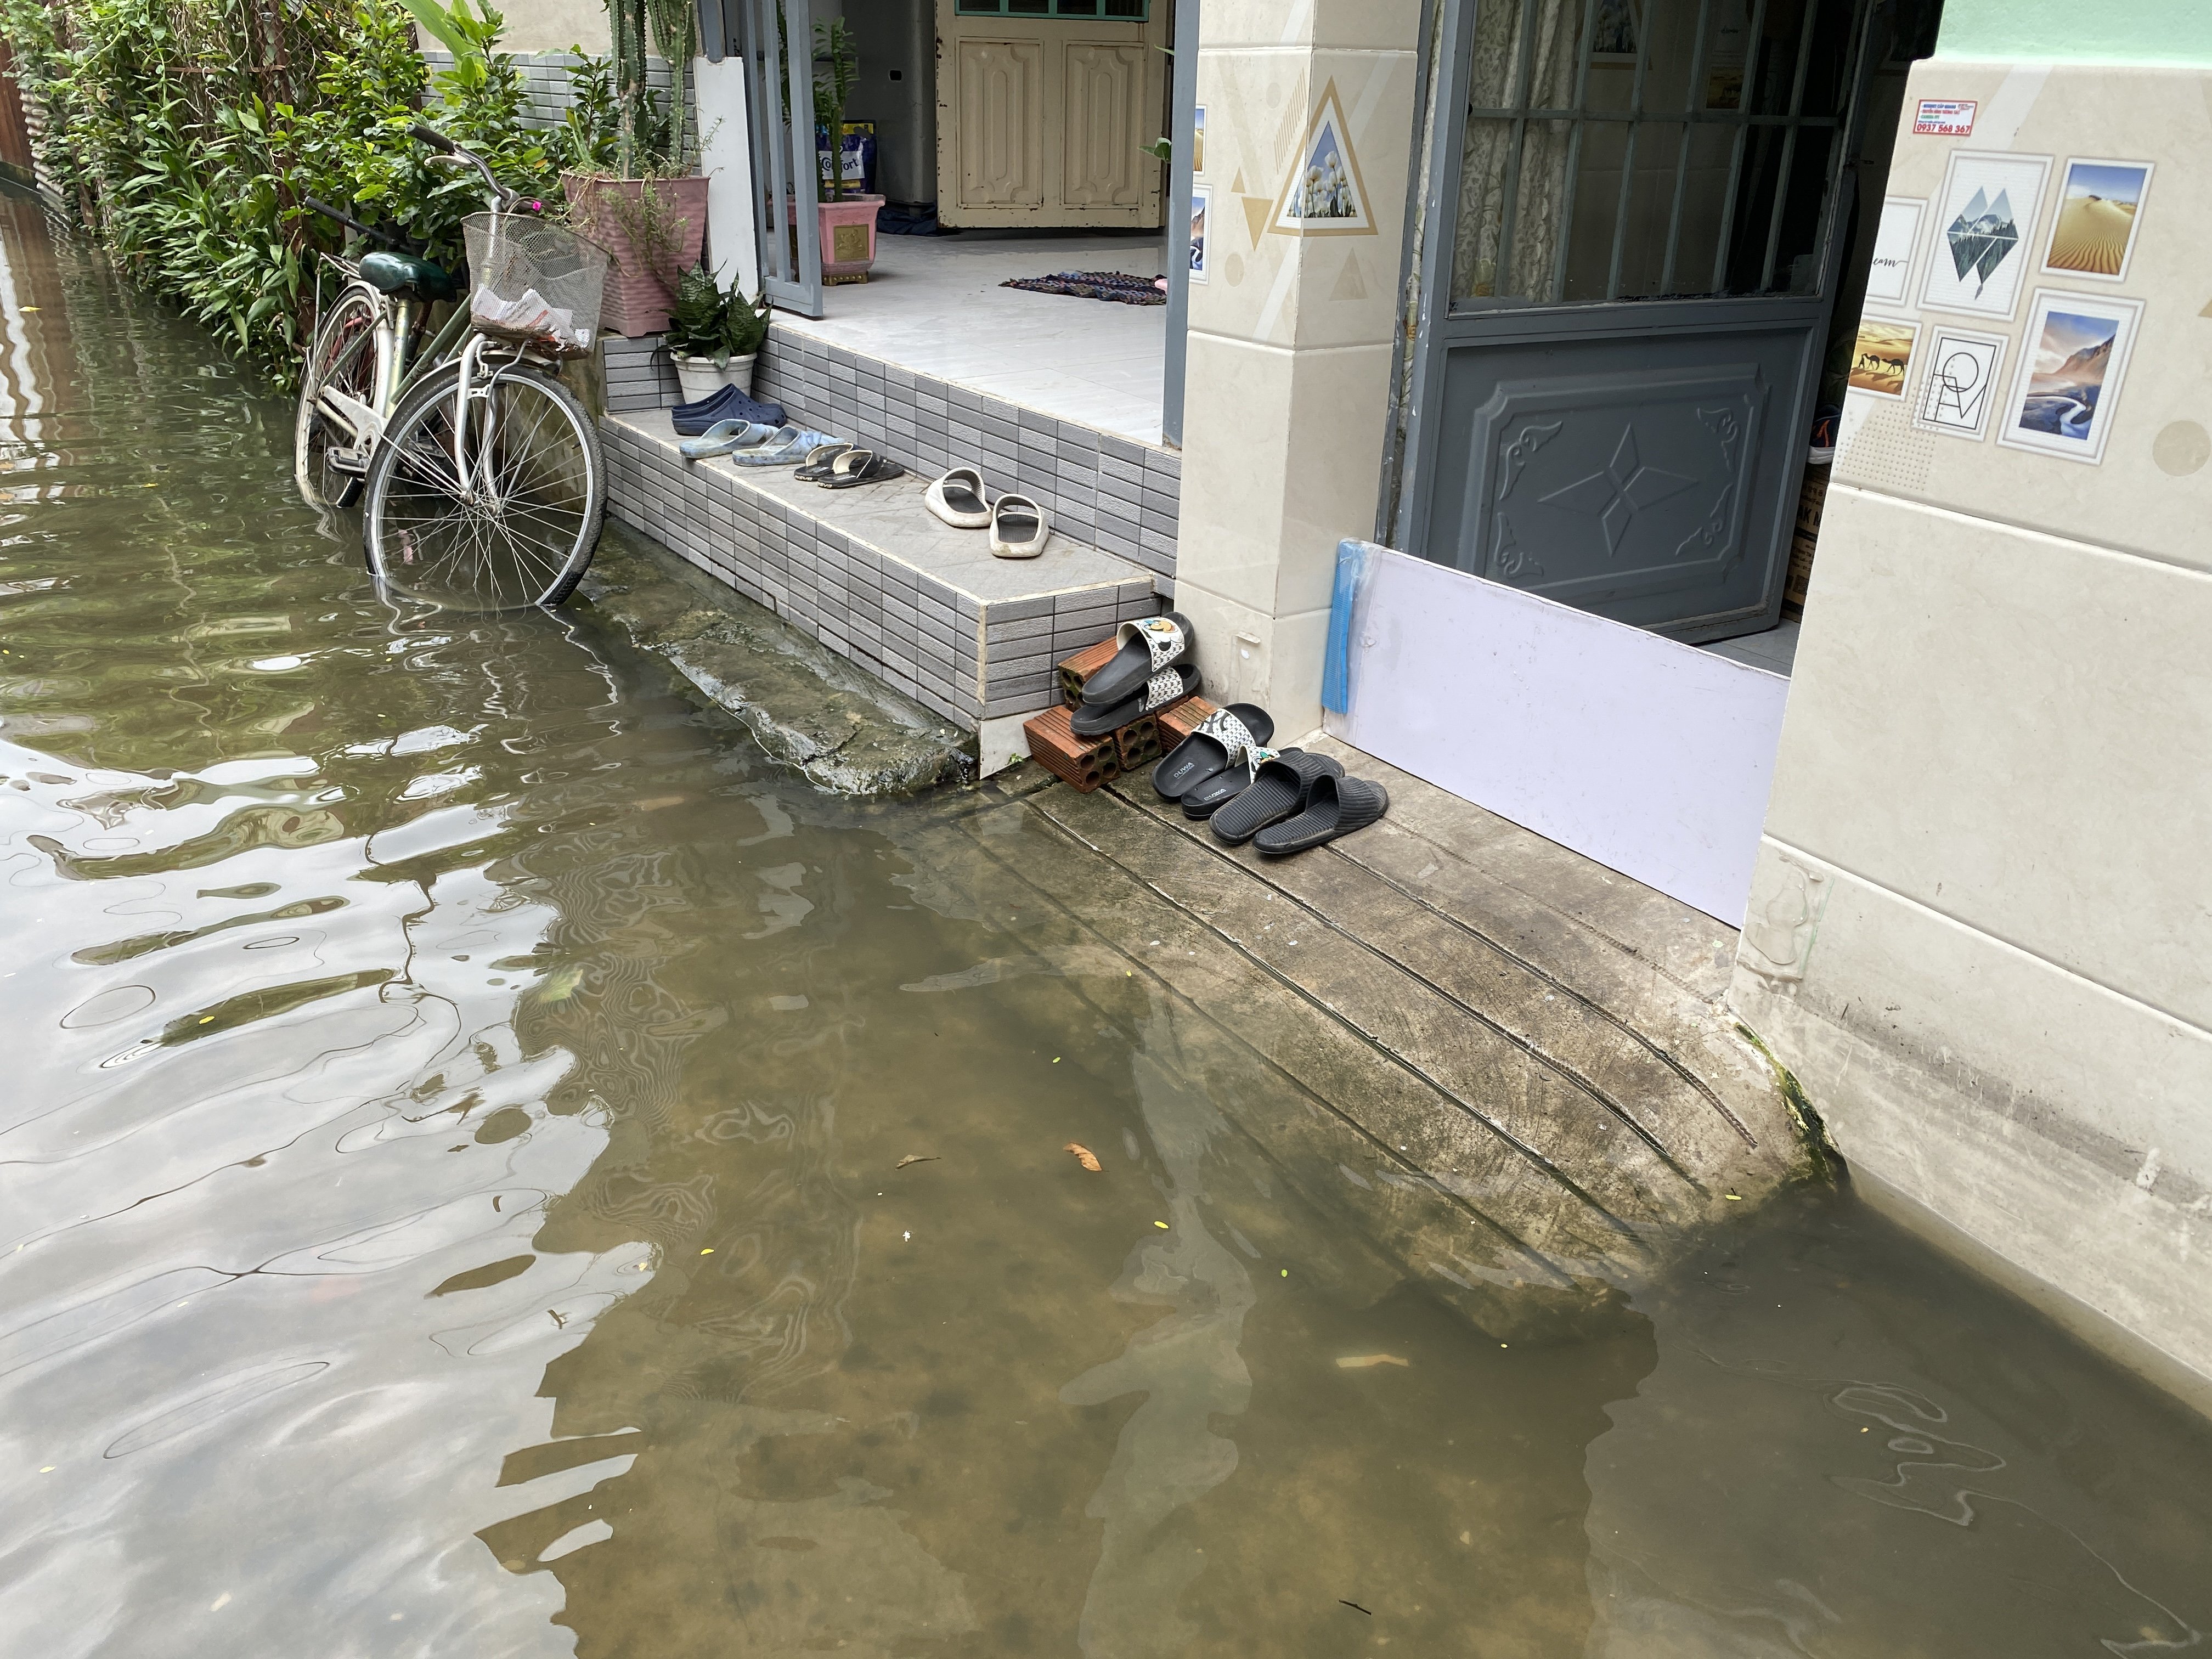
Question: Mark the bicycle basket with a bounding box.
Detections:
[463,212,610,357]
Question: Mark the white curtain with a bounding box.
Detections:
[1452,0,1587,303]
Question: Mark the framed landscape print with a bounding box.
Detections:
[2040,157,2153,283]
[1848,317,1918,398]
[1997,289,2145,465]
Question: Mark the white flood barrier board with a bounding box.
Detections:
[1325,545,1789,925]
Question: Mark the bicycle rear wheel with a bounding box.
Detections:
[295,284,385,509]
[360,358,604,611]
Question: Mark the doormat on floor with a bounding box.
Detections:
[1000,271,1166,306]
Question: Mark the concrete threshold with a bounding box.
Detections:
[574,523,972,795]
[905,742,1819,1332]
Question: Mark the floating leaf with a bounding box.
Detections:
[1335,1354,1409,1370]
[895,1154,939,1170]
[1064,1143,1103,1172]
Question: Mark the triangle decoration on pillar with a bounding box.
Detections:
[1330,249,1369,300]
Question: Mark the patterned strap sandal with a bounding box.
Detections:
[1069,663,1201,738]
[1207,752,1345,847]
[1251,772,1390,857]
[1080,613,1192,708]
[1150,702,1274,800]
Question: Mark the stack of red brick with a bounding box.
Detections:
[1023,636,1212,793]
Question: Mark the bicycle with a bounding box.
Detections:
[295,123,610,611]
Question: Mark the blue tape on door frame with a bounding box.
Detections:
[1321,538,1372,715]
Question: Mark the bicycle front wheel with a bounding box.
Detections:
[295,283,385,510]
[360,359,605,611]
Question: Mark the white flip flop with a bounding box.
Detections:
[925,465,991,529]
[990,493,1049,558]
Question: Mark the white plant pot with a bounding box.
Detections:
[670,354,723,402]
[719,354,757,393]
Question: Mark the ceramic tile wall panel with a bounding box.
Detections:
[1201,0,1422,49]
[422,50,675,131]
[603,334,679,414]
[752,325,1181,583]
[1834,64,2212,572]
[1761,484,2212,1032]
[1177,336,1395,616]
[1188,47,1417,352]
[597,416,1160,733]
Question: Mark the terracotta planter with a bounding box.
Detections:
[817,194,884,284]
[561,172,709,337]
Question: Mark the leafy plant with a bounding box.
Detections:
[557,47,619,173]
[2,0,554,383]
[812,18,859,203]
[605,0,695,177]
[662,262,770,365]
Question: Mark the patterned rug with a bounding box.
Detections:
[1000,270,1166,306]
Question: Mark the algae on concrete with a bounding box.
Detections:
[574,523,974,796]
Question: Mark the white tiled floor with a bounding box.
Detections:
[1701,620,1802,676]
[774,232,1169,444]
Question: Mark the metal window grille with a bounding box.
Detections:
[1454,0,1866,309]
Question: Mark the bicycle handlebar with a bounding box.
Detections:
[409,121,518,213]
[304,195,395,249]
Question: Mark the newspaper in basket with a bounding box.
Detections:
[464,211,610,357]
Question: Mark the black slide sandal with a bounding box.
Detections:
[1069,663,1199,738]
[1181,747,1302,819]
[1151,702,1273,799]
[1080,613,1192,709]
[822,451,905,489]
[1209,752,1343,846]
[1252,774,1390,856]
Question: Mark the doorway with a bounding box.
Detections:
[1395,0,1882,644]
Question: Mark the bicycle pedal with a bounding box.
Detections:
[325,447,369,476]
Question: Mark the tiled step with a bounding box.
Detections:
[599,326,1182,583]
[600,412,1162,737]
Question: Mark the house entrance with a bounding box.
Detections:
[1392,0,1902,645]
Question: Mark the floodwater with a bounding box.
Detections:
[3,195,2210,1659]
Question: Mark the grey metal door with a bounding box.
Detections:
[1396,0,1877,641]
[737,0,825,319]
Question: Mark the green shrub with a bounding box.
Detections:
[2,0,557,383]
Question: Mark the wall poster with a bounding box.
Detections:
[1997,289,2145,466]
[1189,183,1211,283]
[2040,157,2153,283]
[1911,324,2008,441]
[1847,317,1919,398]
[1918,150,2052,322]
[1864,197,1924,303]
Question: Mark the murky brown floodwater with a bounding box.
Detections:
[4,196,2211,1659]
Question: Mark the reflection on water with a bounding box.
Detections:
[3,196,2210,1658]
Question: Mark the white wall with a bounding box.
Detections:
[490,0,610,56]
[1734,62,2212,1393]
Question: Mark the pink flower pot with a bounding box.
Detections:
[561,172,710,337]
[817,194,883,284]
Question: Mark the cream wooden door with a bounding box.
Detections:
[934,0,1167,229]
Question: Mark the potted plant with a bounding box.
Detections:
[664,262,773,397]
[812,19,883,284]
[558,0,709,336]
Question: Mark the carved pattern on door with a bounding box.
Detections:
[956,40,1044,208]
[1063,43,1145,207]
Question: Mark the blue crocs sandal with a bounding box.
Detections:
[671,382,787,436]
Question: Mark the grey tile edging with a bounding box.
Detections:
[601,325,1182,585]
[597,416,1161,733]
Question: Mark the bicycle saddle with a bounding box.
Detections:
[360,250,459,303]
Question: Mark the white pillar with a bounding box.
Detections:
[1171,0,1423,738]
